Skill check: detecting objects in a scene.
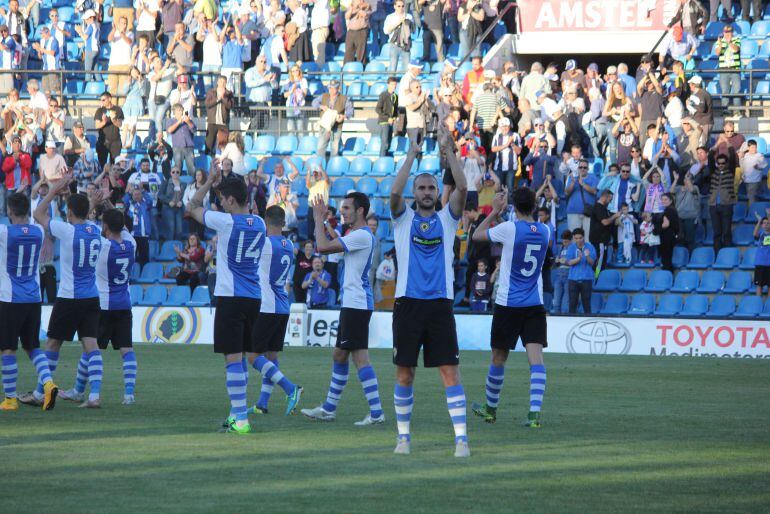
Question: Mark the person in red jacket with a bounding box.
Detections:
[2,136,33,196]
[461,56,485,106]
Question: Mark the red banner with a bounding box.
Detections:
[519,0,668,33]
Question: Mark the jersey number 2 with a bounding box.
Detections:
[520,244,541,277]
[276,255,291,286]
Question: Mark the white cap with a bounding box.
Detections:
[688,75,703,85]
[498,117,511,127]
[483,69,496,80]
[83,9,96,19]
[45,141,56,149]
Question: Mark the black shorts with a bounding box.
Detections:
[252,313,290,353]
[336,308,372,350]
[0,302,41,351]
[214,297,261,354]
[392,297,459,368]
[47,297,100,342]
[97,310,133,350]
[490,304,548,350]
[754,265,770,288]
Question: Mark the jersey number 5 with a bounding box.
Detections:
[520,244,541,277]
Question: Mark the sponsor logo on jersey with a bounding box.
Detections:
[530,225,537,232]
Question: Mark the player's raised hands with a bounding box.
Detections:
[49,169,74,195]
[492,186,508,214]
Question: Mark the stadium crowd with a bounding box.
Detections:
[0,0,768,316]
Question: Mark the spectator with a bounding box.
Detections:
[458,0,484,58]
[75,9,100,82]
[597,163,643,214]
[753,215,770,297]
[125,186,153,266]
[462,140,484,208]
[2,136,31,200]
[615,203,637,264]
[46,9,70,63]
[257,157,300,200]
[665,86,685,139]
[589,189,620,273]
[161,0,185,51]
[658,193,680,272]
[69,145,98,189]
[106,16,134,98]
[312,80,353,157]
[148,132,173,179]
[650,131,680,187]
[175,233,205,293]
[636,71,664,148]
[714,24,741,108]
[519,61,549,107]
[523,139,558,191]
[204,76,233,155]
[38,142,68,184]
[182,169,210,239]
[33,26,60,95]
[668,0,707,35]
[489,117,520,190]
[638,211,660,264]
[310,0,330,67]
[63,121,90,168]
[121,67,146,150]
[470,74,504,152]
[127,157,163,232]
[566,227,596,314]
[293,240,315,303]
[706,149,737,252]
[711,120,745,156]
[265,23,289,78]
[616,62,637,99]
[685,75,712,144]
[639,167,666,215]
[169,73,198,117]
[469,258,494,312]
[0,25,18,96]
[535,175,559,222]
[244,55,276,129]
[303,256,332,308]
[536,90,567,154]
[375,76,399,157]
[658,25,697,67]
[135,0,160,47]
[739,140,769,206]
[383,0,414,72]
[100,162,128,208]
[41,96,66,148]
[94,92,124,166]
[267,178,299,239]
[220,19,246,91]
[398,60,422,99]
[551,229,572,312]
[564,158,598,239]
[132,34,152,75]
[611,110,640,166]
[147,55,176,139]
[220,132,246,177]
[403,79,428,155]
[167,21,195,73]
[159,166,187,240]
[420,0,444,62]
[677,117,702,170]
[283,64,309,135]
[671,170,699,252]
[198,18,223,90]
[344,0,371,64]
[475,170,500,216]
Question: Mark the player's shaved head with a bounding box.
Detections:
[67,193,90,220]
[102,209,126,235]
[7,192,30,218]
[265,205,286,228]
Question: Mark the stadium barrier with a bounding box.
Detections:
[39,305,770,359]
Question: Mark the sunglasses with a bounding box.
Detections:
[716,161,727,166]
[630,149,639,153]
[621,169,630,173]
[171,170,180,174]
[578,166,588,170]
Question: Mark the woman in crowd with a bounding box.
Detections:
[221,131,246,176]
[121,66,146,150]
[182,169,210,239]
[284,65,309,135]
[159,166,187,241]
[175,233,206,293]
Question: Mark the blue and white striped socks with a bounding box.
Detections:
[29,349,53,386]
[74,353,88,394]
[2,355,18,399]
[225,362,248,423]
[529,364,546,412]
[34,351,58,400]
[258,374,274,410]
[122,351,137,396]
[321,361,348,413]
[357,365,382,419]
[446,384,467,444]
[485,364,505,408]
[394,384,413,441]
[254,355,296,396]
[87,351,103,402]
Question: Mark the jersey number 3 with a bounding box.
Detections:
[520,244,541,277]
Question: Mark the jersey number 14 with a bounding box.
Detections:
[235,231,263,264]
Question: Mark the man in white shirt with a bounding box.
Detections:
[397,60,421,98]
[739,139,769,206]
[134,0,159,45]
[46,9,70,62]
[310,0,330,67]
[107,16,135,100]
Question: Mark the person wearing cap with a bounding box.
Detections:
[420,0,444,63]
[38,140,68,181]
[583,63,603,95]
[312,79,353,157]
[685,75,712,145]
[489,117,520,191]
[715,24,742,108]
[63,121,90,168]
[169,72,197,116]
[1,135,32,197]
[471,68,497,105]
[519,61,549,107]
[561,59,585,94]
[659,25,697,69]
[267,177,300,238]
[397,59,422,98]
[501,61,521,96]
[257,157,301,200]
[375,76,399,157]
[32,26,60,95]
[73,148,101,194]
[383,0,414,72]
[461,56,485,105]
[74,9,100,82]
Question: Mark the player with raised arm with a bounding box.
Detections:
[0,193,58,411]
[389,119,470,457]
[59,193,138,406]
[470,187,551,428]
[301,192,384,425]
[20,172,104,409]
[246,205,303,416]
[187,169,267,435]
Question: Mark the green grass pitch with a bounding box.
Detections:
[2,344,769,513]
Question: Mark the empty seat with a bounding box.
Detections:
[419,156,440,174]
[696,270,725,293]
[706,296,736,318]
[296,135,319,155]
[628,294,655,315]
[688,247,715,269]
[188,286,211,307]
[672,246,689,269]
[645,270,673,293]
[389,136,409,155]
[600,293,629,314]
[363,136,383,156]
[713,247,741,269]
[724,271,752,293]
[157,241,181,261]
[680,295,709,316]
[138,285,167,306]
[740,247,757,269]
[342,137,366,156]
[671,270,700,293]
[356,176,379,196]
[164,286,191,306]
[655,294,684,316]
[593,270,621,292]
[303,156,326,175]
[130,262,142,282]
[137,262,164,284]
[273,135,298,155]
[345,81,368,96]
[129,284,144,306]
[326,156,349,176]
[371,157,394,176]
[736,296,763,317]
[618,269,646,292]
[378,176,394,197]
[733,225,756,246]
[746,202,770,222]
[348,157,372,176]
[590,293,604,313]
[252,135,276,155]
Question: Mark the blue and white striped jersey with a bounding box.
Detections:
[0,223,44,303]
[258,235,294,314]
[203,210,266,299]
[48,220,101,299]
[96,231,137,310]
[338,227,375,310]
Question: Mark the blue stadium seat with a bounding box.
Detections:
[292,178,309,196]
[733,202,747,221]
[680,295,709,317]
[188,286,211,307]
[758,40,770,58]
[389,136,409,156]
[741,39,758,59]
[297,197,309,219]
[356,176,379,196]
[370,198,385,218]
[706,79,721,95]
[395,157,419,175]
[589,293,604,314]
[303,156,326,175]
[763,299,770,318]
[139,285,167,306]
[330,177,356,197]
[164,286,191,306]
[706,296,736,318]
[671,270,699,293]
[697,271,725,293]
[342,61,364,74]
[157,241,181,261]
[422,138,438,156]
[137,262,164,284]
[628,293,655,315]
[129,285,144,306]
[724,271,752,293]
[688,247,715,269]
[348,157,372,176]
[733,225,756,246]
[593,270,621,292]
[326,156,349,177]
[243,155,259,173]
[739,247,757,269]
[752,20,770,37]
[65,80,83,95]
[419,156,440,174]
[746,201,770,222]
[369,82,387,97]
[346,81,369,97]
[194,154,210,171]
[84,82,106,97]
[130,262,141,282]
[754,80,770,96]
[672,246,689,269]
[363,136,383,157]
[403,177,415,198]
[376,220,391,240]
[159,264,179,284]
[371,157,394,176]
[600,293,629,314]
[645,270,673,293]
[364,61,386,80]
[342,137,366,156]
[252,135,276,155]
[274,135,298,155]
[736,296,763,317]
[704,22,726,40]
[149,241,160,260]
[618,269,646,292]
[296,135,318,156]
[378,176,394,197]
[713,247,741,269]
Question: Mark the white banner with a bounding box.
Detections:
[40,307,770,359]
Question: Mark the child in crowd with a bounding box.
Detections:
[469,259,494,312]
[615,203,638,264]
[551,230,572,313]
[753,215,770,297]
[638,211,660,264]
